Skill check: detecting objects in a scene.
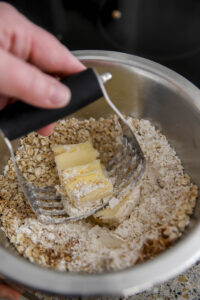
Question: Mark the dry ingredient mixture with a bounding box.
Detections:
[0,115,197,272]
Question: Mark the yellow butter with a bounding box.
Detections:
[94,194,129,223]
[61,159,102,182]
[64,170,113,205]
[93,188,140,225]
[53,141,99,171]
[53,141,113,210]
[53,141,93,156]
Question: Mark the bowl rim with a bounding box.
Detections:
[0,50,200,297]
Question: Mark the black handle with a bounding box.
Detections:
[0,68,103,140]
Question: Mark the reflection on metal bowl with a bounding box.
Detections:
[0,50,200,297]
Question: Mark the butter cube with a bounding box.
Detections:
[53,141,113,210]
[64,170,113,206]
[53,141,99,171]
[61,160,103,182]
[93,187,140,225]
[93,194,129,224]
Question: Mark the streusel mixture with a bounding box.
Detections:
[0,115,197,272]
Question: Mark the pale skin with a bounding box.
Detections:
[0,2,85,299]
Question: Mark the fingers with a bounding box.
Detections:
[29,25,85,75]
[0,96,16,110]
[0,2,85,75]
[0,94,9,110]
[37,123,55,136]
[0,48,71,108]
[0,284,21,300]
[0,2,84,137]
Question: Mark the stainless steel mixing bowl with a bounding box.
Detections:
[0,50,200,297]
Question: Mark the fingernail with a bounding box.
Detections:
[49,83,71,107]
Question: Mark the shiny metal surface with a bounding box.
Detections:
[3,71,145,225]
[0,50,200,296]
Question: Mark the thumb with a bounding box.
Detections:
[0,48,71,109]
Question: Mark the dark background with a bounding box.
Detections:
[4,0,200,87]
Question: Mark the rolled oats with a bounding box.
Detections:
[0,115,198,273]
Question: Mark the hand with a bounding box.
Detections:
[0,2,85,136]
[0,2,84,297]
[0,282,21,300]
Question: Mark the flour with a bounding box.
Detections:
[0,116,197,273]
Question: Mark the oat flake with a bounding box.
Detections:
[0,115,197,273]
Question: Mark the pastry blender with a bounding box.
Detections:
[0,69,146,223]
